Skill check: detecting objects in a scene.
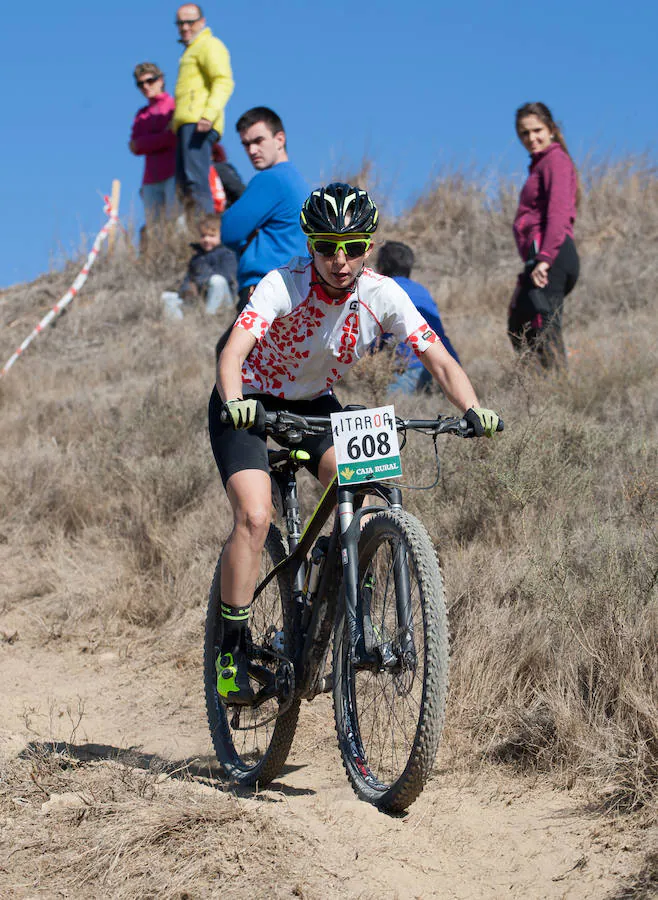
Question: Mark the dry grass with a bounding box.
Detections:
[0,746,318,898]
[609,850,658,899]
[0,161,656,825]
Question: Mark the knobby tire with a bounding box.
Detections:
[204,524,301,786]
[333,509,449,812]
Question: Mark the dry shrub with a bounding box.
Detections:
[0,749,314,899]
[576,160,658,318]
[419,332,657,809]
[0,160,656,814]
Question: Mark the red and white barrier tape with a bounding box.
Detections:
[0,195,119,379]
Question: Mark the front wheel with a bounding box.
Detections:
[333,510,449,812]
[204,524,301,786]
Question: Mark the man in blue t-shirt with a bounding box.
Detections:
[221,107,309,312]
[375,241,460,394]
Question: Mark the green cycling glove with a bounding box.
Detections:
[464,407,500,438]
[223,398,266,430]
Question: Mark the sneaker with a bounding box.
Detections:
[216,648,255,705]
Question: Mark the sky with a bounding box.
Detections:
[1,0,656,288]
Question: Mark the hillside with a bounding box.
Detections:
[0,163,656,898]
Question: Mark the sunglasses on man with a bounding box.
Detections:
[136,76,160,88]
[308,236,372,259]
[175,17,201,26]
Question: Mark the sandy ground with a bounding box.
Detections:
[0,602,654,899]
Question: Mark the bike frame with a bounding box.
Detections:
[255,455,409,700]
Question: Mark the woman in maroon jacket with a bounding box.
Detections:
[129,63,177,224]
[508,102,580,368]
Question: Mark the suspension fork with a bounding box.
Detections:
[341,484,414,663]
[337,486,374,663]
[385,487,415,649]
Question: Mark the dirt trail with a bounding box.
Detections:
[0,607,651,899]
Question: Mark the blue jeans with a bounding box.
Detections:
[140,177,177,222]
[205,274,233,313]
[388,366,432,395]
[175,124,219,215]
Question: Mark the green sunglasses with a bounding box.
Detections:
[308,235,372,259]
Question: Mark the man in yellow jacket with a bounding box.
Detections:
[173,4,234,215]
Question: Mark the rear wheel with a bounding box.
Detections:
[204,524,301,786]
[333,510,449,812]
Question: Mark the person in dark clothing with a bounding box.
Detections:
[374,241,460,394]
[508,102,580,369]
[211,142,245,208]
[162,214,237,319]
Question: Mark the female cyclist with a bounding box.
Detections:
[208,183,501,703]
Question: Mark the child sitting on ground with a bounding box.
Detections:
[162,215,238,320]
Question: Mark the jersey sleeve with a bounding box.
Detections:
[233,269,292,341]
[377,279,440,358]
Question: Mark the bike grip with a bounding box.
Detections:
[218,400,268,430]
[496,418,504,432]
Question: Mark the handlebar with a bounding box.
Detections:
[219,406,504,440]
[398,415,504,437]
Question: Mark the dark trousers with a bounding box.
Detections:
[508,236,579,369]
[175,124,219,216]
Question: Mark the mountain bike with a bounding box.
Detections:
[204,407,503,812]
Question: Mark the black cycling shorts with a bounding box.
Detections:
[208,387,343,487]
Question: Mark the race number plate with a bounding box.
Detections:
[331,405,402,486]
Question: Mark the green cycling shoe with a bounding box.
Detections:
[216,648,255,705]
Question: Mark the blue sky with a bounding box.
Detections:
[1,0,656,288]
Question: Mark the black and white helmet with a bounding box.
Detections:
[300,183,379,235]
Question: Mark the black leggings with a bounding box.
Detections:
[507,236,579,368]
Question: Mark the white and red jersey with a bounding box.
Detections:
[235,257,440,400]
